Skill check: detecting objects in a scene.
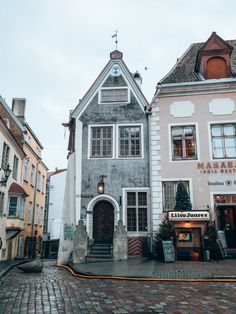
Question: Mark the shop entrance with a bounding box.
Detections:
[216,205,236,248]
[93,200,114,244]
[214,194,236,248]
[176,228,202,261]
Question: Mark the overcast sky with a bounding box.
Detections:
[1,0,236,171]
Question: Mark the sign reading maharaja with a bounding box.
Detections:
[197,161,236,174]
[169,211,210,221]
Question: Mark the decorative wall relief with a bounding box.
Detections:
[170,101,195,117]
[209,98,235,115]
[113,220,128,261]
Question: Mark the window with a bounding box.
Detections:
[101,88,128,103]
[211,124,236,159]
[0,192,4,217]
[40,207,43,226]
[1,142,10,170]
[162,181,190,211]
[12,155,19,180]
[41,175,45,193]
[8,196,18,216]
[35,204,39,225]
[206,57,228,79]
[119,126,141,157]
[30,164,36,186]
[28,202,32,224]
[91,126,113,158]
[171,125,197,160]
[37,171,41,191]
[23,160,29,181]
[19,198,25,219]
[126,191,148,232]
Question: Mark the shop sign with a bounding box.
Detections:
[168,211,210,221]
[208,179,236,186]
[197,161,236,174]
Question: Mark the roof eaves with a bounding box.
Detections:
[0,95,25,132]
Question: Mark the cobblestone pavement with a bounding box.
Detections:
[0,261,236,314]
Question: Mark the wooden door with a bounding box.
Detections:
[93,201,114,243]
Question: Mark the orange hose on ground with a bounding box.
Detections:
[53,263,236,282]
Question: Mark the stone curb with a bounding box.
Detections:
[0,260,32,279]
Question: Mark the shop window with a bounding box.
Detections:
[162,181,190,211]
[171,126,197,160]
[211,123,236,159]
[90,126,113,158]
[119,126,141,157]
[126,191,148,232]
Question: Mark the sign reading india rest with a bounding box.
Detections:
[168,211,210,221]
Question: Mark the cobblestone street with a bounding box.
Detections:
[0,261,236,314]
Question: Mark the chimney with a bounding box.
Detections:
[12,98,26,123]
[133,71,142,88]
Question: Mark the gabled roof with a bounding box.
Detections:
[159,37,236,85]
[71,50,149,119]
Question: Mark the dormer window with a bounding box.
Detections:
[205,57,228,79]
[100,87,128,103]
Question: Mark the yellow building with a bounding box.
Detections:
[12,99,48,258]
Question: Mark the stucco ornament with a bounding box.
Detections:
[73,220,88,264]
[113,219,128,261]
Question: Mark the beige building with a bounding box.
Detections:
[151,32,236,260]
[11,99,48,257]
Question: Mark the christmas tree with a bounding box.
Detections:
[174,181,192,211]
[203,222,222,260]
[154,217,177,260]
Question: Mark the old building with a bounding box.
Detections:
[58,50,150,263]
[11,99,48,258]
[0,96,27,260]
[150,32,236,260]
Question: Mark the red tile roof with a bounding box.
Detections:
[8,182,28,196]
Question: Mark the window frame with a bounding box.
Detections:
[116,123,144,159]
[99,86,130,104]
[210,122,236,160]
[8,195,18,217]
[12,155,19,180]
[1,142,10,170]
[162,178,193,212]
[88,124,115,159]
[168,123,200,162]
[123,188,149,235]
[0,192,4,217]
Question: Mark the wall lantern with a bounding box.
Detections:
[97,175,106,194]
[0,164,12,186]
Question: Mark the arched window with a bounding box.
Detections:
[205,57,228,79]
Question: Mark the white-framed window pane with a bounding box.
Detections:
[8,196,18,216]
[119,126,141,157]
[91,126,112,158]
[126,191,148,232]
[211,123,236,159]
[28,202,32,224]
[162,181,189,211]
[171,126,197,160]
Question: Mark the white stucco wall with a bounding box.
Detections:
[47,170,67,239]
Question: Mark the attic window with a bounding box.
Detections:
[205,57,228,79]
[100,88,128,103]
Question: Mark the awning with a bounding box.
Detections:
[8,182,28,197]
[6,228,22,240]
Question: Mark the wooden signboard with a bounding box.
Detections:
[217,239,227,258]
[162,240,175,263]
[217,231,227,249]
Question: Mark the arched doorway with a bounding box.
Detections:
[93,200,114,243]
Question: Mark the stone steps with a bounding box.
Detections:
[86,243,113,262]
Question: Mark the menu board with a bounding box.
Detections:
[162,240,175,263]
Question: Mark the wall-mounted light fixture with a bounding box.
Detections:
[97,175,106,194]
[0,164,12,186]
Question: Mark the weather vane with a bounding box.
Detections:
[111,30,118,50]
